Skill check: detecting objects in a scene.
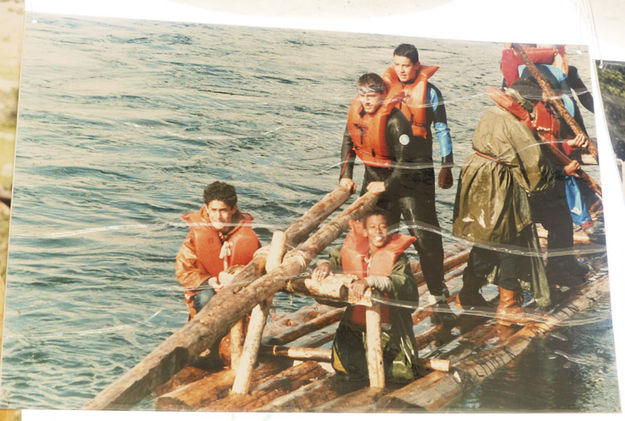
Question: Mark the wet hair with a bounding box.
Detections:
[361,207,390,225]
[203,181,237,208]
[357,73,387,94]
[509,78,543,102]
[393,43,419,64]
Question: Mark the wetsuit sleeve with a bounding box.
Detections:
[384,109,418,191]
[176,232,210,290]
[428,84,454,166]
[389,254,419,304]
[568,66,594,113]
[339,125,356,180]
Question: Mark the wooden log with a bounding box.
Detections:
[202,361,330,411]
[283,187,353,248]
[261,345,332,362]
[371,273,610,412]
[510,43,602,198]
[84,190,377,410]
[284,273,355,303]
[228,320,244,369]
[231,300,271,394]
[258,375,368,412]
[152,366,211,397]
[510,43,599,160]
[265,230,287,272]
[263,307,344,346]
[232,231,286,394]
[263,305,334,337]
[421,358,451,373]
[154,359,290,410]
[365,294,385,389]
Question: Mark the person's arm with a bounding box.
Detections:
[428,85,454,188]
[339,125,357,191]
[568,66,594,113]
[175,233,210,290]
[312,246,342,282]
[388,254,419,305]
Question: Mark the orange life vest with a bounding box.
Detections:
[500,46,568,87]
[346,90,402,168]
[383,64,439,138]
[340,220,416,326]
[487,86,560,145]
[182,211,259,277]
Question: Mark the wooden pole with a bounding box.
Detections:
[510,43,599,161]
[509,44,602,198]
[84,190,378,409]
[262,345,332,362]
[365,290,385,389]
[231,230,287,394]
[231,300,271,394]
[265,231,287,272]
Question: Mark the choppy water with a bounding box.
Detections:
[0,15,617,411]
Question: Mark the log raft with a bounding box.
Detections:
[85,186,608,412]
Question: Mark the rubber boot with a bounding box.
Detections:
[456,273,489,310]
[496,287,529,326]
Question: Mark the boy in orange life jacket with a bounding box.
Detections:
[312,209,421,382]
[176,181,260,320]
[338,71,450,318]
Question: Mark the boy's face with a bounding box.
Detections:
[363,214,389,250]
[393,55,419,83]
[358,90,386,115]
[206,200,237,232]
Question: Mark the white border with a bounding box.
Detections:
[16,0,625,419]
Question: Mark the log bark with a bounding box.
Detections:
[365,297,385,389]
[84,190,376,409]
[510,43,602,197]
[231,300,271,394]
[154,359,290,410]
[261,346,332,362]
[232,231,287,393]
[203,361,329,411]
[263,307,344,346]
[228,320,244,369]
[258,375,368,412]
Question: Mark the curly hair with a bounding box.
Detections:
[203,181,237,208]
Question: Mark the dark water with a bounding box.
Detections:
[0,15,617,411]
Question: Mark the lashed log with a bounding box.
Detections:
[232,231,287,394]
[258,375,368,412]
[202,361,330,411]
[365,294,385,389]
[155,359,290,410]
[231,300,271,394]
[372,273,610,411]
[510,43,602,198]
[510,43,599,161]
[263,307,343,347]
[85,190,377,409]
[261,345,332,362]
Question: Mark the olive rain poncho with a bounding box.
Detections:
[453,105,560,307]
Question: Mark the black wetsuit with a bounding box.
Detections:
[339,108,447,296]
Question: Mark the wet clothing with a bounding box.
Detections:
[326,241,420,382]
[453,105,557,307]
[383,67,454,163]
[340,104,447,297]
[176,208,260,316]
